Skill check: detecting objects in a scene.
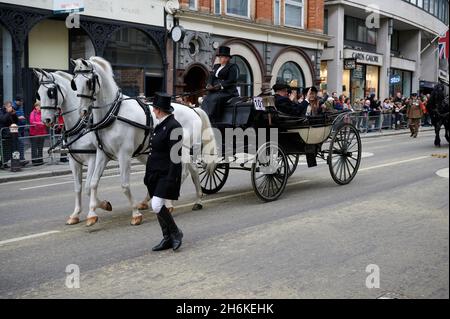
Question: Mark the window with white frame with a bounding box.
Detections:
[226,0,250,18]
[274,0,281,25]
[189,0,197,10]
[285,0,305,28]
[215,0,221,15]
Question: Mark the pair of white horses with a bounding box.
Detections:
[35,57,217,227]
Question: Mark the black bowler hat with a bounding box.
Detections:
[302,86,318,96]
[217,46,232,57]
[272,83,290,92]
[153,92,174,113]
[15,94,24,101]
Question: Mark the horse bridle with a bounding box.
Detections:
[71,68,100,103]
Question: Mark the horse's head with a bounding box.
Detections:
[71,58,100,118]
[33,69,65,126]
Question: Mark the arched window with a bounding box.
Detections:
[231,55,253,97]
[0,24,13,103]
[104,28,164,97]
[70,28,95,60]
[276,61,305,90]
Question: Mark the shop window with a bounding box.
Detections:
[104,28,164,97]
[276,61,305,91]
[231,55,253,97]
[365,65,379,98]
[0,25,13,103]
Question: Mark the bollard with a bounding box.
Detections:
[9,124,21,172]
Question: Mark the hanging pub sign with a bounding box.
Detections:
[53,0,84,14]
[344,59,357,70]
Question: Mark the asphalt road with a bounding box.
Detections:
[0,131,448,299]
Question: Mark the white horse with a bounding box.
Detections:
[34,69,113,226]
[71,57,217,227]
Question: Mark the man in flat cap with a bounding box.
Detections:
[273,83,308,117]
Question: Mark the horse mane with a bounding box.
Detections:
[90,56,115,79]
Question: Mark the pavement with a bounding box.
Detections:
[0,128,448,299]
[0,127,436,184]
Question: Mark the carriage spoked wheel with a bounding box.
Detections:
[198,159,230,195]
[287,154,300,177]
[251,142,289,202]
[328,123,362,185]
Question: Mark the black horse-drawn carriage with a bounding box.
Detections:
[197,96,362,202]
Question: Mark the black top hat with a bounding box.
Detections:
[411,92,418,97]
[217,46,232,57]
[272,83,290,92]
[302,86,318,96]
[153,92,174,113]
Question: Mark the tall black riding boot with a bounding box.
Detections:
[152,214,172,252]
[158,206,183,251]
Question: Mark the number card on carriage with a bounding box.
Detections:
[253,97,265,111]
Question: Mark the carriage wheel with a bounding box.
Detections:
[287,154,300,177]
[251,143,289,202]
[198,161,230,195]
[328,123,362,185]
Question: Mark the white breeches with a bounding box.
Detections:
[152,197,174,214]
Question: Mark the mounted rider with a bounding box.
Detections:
[202,46,240,123]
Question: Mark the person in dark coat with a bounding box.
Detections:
[202,46,239,122]
[273,83,308,117]
[144,93,184,252]
[0,101,18,169]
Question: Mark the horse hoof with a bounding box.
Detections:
[101,201,113,212]
[131,215,144,226]
[192,204,203,211]
[137,202,149,210]
[168,207,175,214]
[66,217,80,225]
[86,216,99,227]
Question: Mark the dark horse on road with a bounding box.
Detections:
[427,84,449,147]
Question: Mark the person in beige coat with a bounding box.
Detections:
[407,93,424,138]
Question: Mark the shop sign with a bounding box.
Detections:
[53,0,84,14]
[344,59,357,70]
[344,49,383,66]
[390,74,401,84]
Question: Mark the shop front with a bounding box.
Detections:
[389,69,413,98]
[343,49,382,103]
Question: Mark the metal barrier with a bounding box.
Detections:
[0,124,68,169]
[349,111,408,133]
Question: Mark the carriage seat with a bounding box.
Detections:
[215,97,253,127]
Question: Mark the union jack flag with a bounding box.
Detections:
[438,30,449,60]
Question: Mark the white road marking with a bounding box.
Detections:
[436,168,449,179]
[360,156,430,172]
[19,170,145,191]
[0,231,61,247]
[175,180,312,210]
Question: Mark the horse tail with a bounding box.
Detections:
[195,107,218,171]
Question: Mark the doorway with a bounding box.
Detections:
[184,65,208,106]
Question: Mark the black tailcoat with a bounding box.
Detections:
[144,114,183,200]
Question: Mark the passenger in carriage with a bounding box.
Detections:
[273,83,308,117]
[299,86,328,116]
[202,46,240,123]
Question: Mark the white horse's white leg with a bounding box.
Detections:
[87,152,109,226]
[85,157,112,212]
[118,153,143,226]
[187,162,204,211]
[67,157,83,225]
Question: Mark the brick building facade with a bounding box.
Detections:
[171,0,329,102]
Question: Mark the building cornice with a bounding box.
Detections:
[175,10,332,49]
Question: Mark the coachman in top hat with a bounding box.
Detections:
[144,92,184,252]
[202,46,240,122]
